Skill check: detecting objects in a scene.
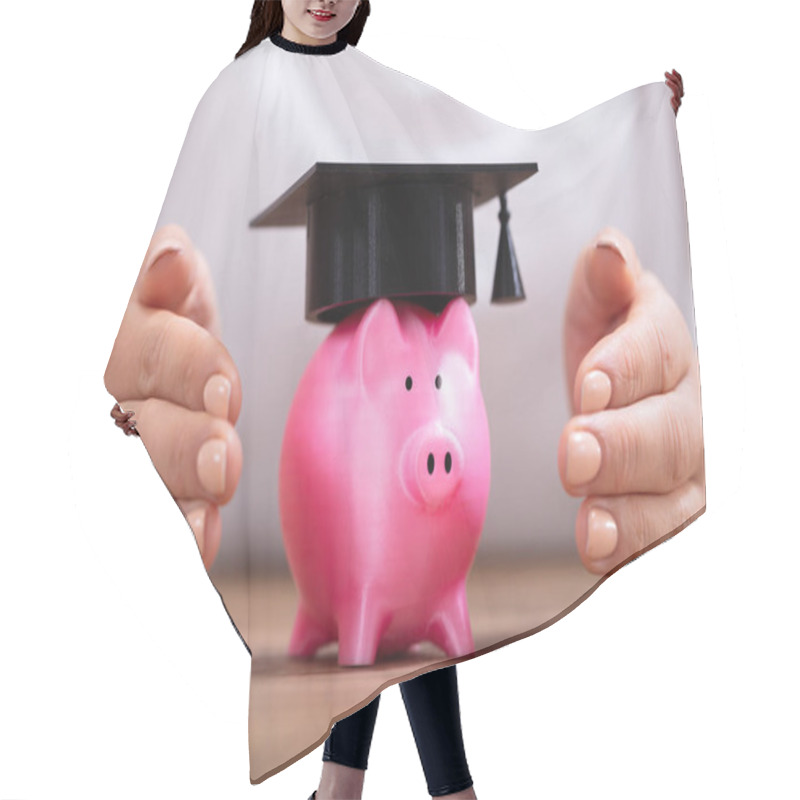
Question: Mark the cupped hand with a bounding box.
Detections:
[665,68,684,115]
[559,229,704,574]
[105,225,243,568]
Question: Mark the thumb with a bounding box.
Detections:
[135,224,219,334]
[136,224,196,311]
[563,228,641,402]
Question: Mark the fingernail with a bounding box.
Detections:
[203,374,231,420]
[580,370,612,413]
[187,508,206,555]
[586,507,618,560]
[566,431,602,485]
[197,439,227,497]
[143,240,184,273]
[594,232,625,260]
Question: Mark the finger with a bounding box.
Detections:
[574,476,705,574]
[105,307,241,423]
[177,499,222,569]
[122,398,242,506]
[665,69,683,88]
[135,228,192,310]
[559,365,703,496]
[665,82,681,115]
[573,271,695,413]
[664,71,684,99]
[563,228,643,396]
[136,226,220,335]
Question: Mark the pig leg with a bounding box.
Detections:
[336,594,391,667]
[426,585,475,658]
[288,605,334,658]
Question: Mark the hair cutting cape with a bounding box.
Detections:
[156,37,701,781]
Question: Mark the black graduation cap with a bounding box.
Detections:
[250,162,538,323]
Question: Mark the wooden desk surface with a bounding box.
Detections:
[213,555,599,782]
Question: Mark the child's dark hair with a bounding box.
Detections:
[236,1,371,58]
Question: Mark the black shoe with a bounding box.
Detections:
[307,793,316,800]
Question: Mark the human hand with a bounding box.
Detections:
[559,229,704,575]
[105,225,243,568]
[665,68,684,115]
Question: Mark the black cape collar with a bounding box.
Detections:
[270,32,347,56]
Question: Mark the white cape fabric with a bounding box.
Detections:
[157,37,698,780]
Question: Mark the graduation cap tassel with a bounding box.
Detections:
[491,192,526,303]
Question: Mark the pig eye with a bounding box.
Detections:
[435,374,442,390]
[405,376,413,391]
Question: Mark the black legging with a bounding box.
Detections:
[323,665,473,797]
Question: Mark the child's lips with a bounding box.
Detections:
[308,9,335,21]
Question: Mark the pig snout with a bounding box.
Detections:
[402,426,464,511]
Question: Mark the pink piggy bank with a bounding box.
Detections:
[279,298,491,666]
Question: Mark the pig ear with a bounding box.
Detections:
[354,299,406,388]
[435,298,479,374]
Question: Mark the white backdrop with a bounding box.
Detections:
[1,1,797,798]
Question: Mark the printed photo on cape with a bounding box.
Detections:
[155,32,702,780]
